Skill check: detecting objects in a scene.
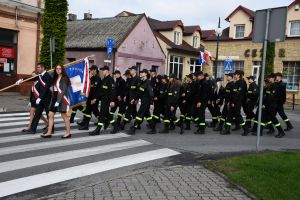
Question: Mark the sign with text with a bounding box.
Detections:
[106,38,115,56]
[0,47,15,58]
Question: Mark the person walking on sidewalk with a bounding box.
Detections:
[41,64,71,139]
[275,72,294,131]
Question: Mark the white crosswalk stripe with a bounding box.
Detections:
[0,111,180,199]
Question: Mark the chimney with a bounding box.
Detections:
[68,13,77,21]
[84,12,92,20]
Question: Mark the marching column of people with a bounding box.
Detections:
[21,62,294,139]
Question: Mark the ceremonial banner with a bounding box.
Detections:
[65,57,90,107]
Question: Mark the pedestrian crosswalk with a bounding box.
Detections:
[0,111,180,199]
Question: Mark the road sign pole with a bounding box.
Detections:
[50,37,53,69]
[256,9,271,152]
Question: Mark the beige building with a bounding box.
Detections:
[0,0,42,94]
[202,0,300,102]
[148,18,203,79]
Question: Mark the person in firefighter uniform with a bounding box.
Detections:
[127,69,155,135]
[77,65,101,130]
[89,66,116,135]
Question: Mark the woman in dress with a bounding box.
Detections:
[41,64,71,138]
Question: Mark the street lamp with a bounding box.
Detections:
[214,17,222,78]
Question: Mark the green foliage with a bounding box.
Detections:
[40,0,68,69]
[205,152,300,200]
[265,41,275,76]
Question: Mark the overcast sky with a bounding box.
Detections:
[68,0,292,30]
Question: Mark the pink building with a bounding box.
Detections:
[65,12,165,74]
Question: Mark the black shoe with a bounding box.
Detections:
[284,125,294,131]
[159,126,169,134]
[185,122,191,130]
[147,128,156,134]
[213,126,222,132]
[194,129,205,134]
[266,129,275,135]
[77,120,85,126]
[127,127,136,135]
[120,122,126,130]
[110,125,119,134]
[221,127,230,135]
[104,122,110,130]
[89,126,101,136]
[25,129,36,134]
[41,134,52,138]
[136,124,141,130]
[78,124,89,130]
[180,124,184,134]
[275,132,285,138]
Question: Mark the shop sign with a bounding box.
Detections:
[0,47,15,58]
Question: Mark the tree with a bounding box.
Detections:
[265,41,275,76]
[40,0,68,69]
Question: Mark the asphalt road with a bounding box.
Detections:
[0,109,299,200]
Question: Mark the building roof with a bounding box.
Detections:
[288,0,300,9]
[201,30,215,40]
[148,18,184,31]
[202,27,252,41]
[183,25,201,36]
[225,5,254,22]
[115,11,138,17]
[65,15,143,49]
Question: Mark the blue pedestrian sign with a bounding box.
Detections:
[224,60,234,73]
[106,38,115,56]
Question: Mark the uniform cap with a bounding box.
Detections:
[100,66,110,71]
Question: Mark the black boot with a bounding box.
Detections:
[275,126,285,138]
[284,121,294,131]
[70,112,76,124]
[78,120,89,130]
[89,126,101,136]
[210,119,218,128]
[232,123,241,131]
[169,122,175,130]
[110,123,119,134]
[214,121,224,132]
[252,126,263,136]
[241,126,250,136]
[127,126,136,135]
[245,120,252,129]
[266,125,275,135]
[120,121,127,130]
[221,126,230,135]
[179,123,184,134]
[185,121,191,130]
[194,127,205,134]
[159,124,169,134]
[146,122,156,134]
[77,119,86,126]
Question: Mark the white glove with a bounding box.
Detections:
[15,79,23,85]
[54,102,59,107]
[36,98,41,105]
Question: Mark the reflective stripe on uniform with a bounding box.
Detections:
[102,85,108,89]
[226,122,232,126]
[146,117,152,121]
[164,120,170,123]
[275,123,281,127]
[152,115,160,120]
[110,120,115,124]
[240,122,245,126]
[131,86,136,89]
[284,119,289,122]
[199,123,206,126]
[139,87,145,92]
[168,93,173,96]
[97,122,104,126]
[136,117,143,121]
[85,114,92,118]
[118,113,123,117]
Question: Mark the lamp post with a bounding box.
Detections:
[214,17,222,78]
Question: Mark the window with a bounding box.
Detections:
[290,21,300,36]
[190,58,201,73]
[0,46,16,74]
[235,25,245,38]
[89,60,95,66]
[151,65,159,72]
[193,36,199,48]
[283,61,300,91]
[169,55,183,79]
[136,62,141,75]
[213,61,244,79]
[173,31,181,45]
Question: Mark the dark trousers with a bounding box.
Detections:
[152,99,162,122]
[84,99,100,122]
[133,101,152,128]
[277,104,289,122]
[245,101,256,125]
[97,98,110,127]
[109,99,126,124]
[124,101,138,123]
[194,103,207,129]
[31,99,49,131]
[164,105,178,126]
[225,103,245,128]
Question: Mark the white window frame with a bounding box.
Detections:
[193,36,198,48]
[174,31,181,45]
[289,21,300,37]
[190,58,202,73]
[235,24,245,39]
[169,55,183,79]
[283,61,300,91]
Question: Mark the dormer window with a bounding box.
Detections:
[235,24,245,38]
[193,36,199,48]
[290,21,300,36]
[174,31,181,45]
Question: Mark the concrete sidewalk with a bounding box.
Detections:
[43,165,252,200]
[0,92,30,112]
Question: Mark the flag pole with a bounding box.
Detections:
[0,55,95,93]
